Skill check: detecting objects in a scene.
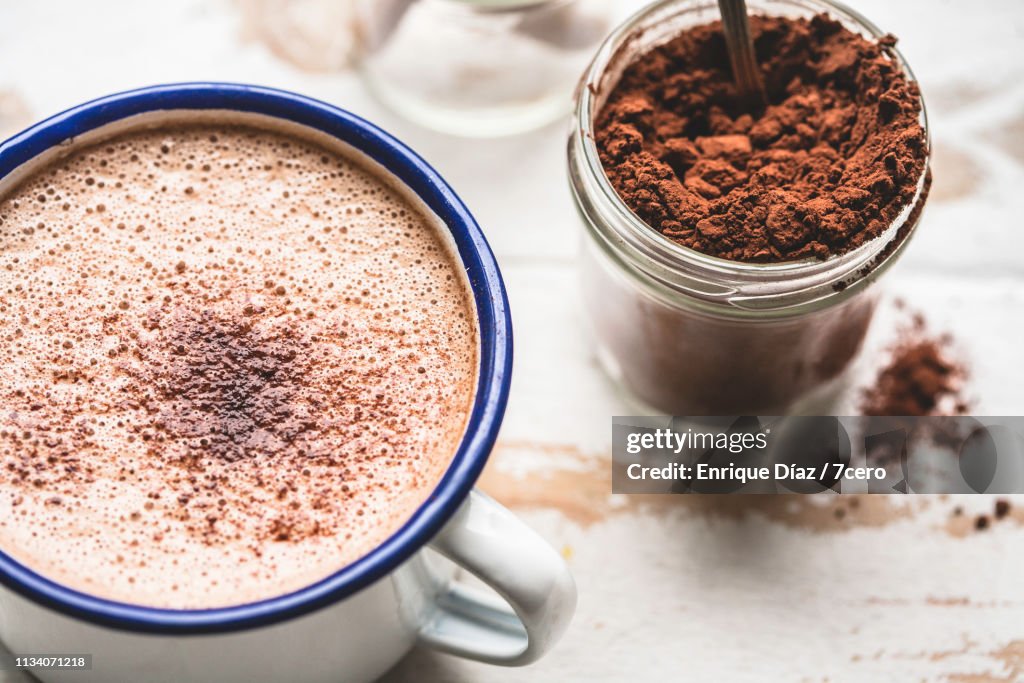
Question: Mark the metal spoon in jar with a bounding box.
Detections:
[717,0,767,109]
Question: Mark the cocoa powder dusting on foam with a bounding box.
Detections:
[596,14,927,262]
[123,304,378,547]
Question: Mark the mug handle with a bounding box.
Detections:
[420,490,577,666]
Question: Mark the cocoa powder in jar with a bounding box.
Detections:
[595,14,927,262]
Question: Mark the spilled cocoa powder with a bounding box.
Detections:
[860,314,968,417]
[970,500,1013,533]
[596,13,927,262]
[859,311,970,470]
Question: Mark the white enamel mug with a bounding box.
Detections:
[0,83,575,683]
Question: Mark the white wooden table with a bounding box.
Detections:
[2,1,1023,681]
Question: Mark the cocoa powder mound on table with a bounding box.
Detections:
[595,14,927,262]
[859,314,969,468]
[860,315,968,417]
[860,339,963,416]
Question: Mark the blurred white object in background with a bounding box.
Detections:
[355,0,612,137]
[237,0,357,72]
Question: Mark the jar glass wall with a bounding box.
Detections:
[569,0,931,415]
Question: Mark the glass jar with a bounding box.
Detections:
[568,0,931,415]
[355,0,613,137]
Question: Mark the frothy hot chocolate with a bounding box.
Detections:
[0,118,478,608]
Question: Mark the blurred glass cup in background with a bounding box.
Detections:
[355,0,612,137]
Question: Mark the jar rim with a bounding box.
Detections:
[571,0,932,314]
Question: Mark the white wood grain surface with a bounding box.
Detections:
[1,1,1023,681]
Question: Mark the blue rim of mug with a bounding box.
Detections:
[0,83,513,634]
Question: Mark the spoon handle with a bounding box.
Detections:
[717,0,767,108]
